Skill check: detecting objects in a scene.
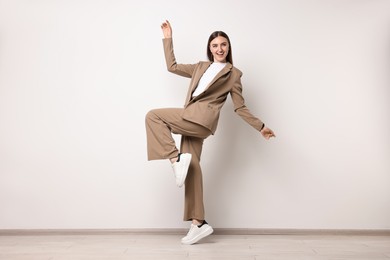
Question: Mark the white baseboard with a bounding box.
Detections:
[0,228,389,236]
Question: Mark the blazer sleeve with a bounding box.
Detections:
[230,72,265,132]
[163,38,197,78]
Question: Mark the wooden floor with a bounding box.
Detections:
[1,233,390,260]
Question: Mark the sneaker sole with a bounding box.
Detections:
[181,226,213,245]
[177,154,192,187]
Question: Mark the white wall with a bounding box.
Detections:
[0,0,389,230]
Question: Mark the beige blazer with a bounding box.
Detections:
[163,38,264,135]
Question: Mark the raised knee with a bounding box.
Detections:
[145,109,157,122]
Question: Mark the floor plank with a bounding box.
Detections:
[0,234,389,260]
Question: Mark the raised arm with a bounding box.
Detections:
[161,20,197,78]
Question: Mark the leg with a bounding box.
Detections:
[180,135,214,245]
[180,135,205,222]
[145,108,179,161]
[146,109,214,244]
[145,108,211,161]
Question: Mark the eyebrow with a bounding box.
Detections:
[211,42,228,45]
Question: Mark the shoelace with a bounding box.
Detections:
[184,224,198,238]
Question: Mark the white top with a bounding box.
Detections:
[192,62,226,97]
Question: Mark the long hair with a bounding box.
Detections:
[207,31,233,64]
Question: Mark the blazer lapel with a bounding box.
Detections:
[205,63,232,91]
[185,62,233,105]
[190,62,211,94]
[185,62,211,105]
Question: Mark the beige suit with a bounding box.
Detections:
[145,38,264,221]
[163,38,264,134]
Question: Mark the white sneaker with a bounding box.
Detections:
[172,153,192,187]
[181,222,213,245]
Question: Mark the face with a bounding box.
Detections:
[209,36,229,63]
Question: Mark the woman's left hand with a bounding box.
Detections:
[260,127,276,140]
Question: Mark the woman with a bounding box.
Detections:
[145,20,275,245]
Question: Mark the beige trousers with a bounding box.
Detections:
[145,108,212,221]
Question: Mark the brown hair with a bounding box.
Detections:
[207,31,233,64]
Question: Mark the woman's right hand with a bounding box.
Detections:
[161,20,172,38]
